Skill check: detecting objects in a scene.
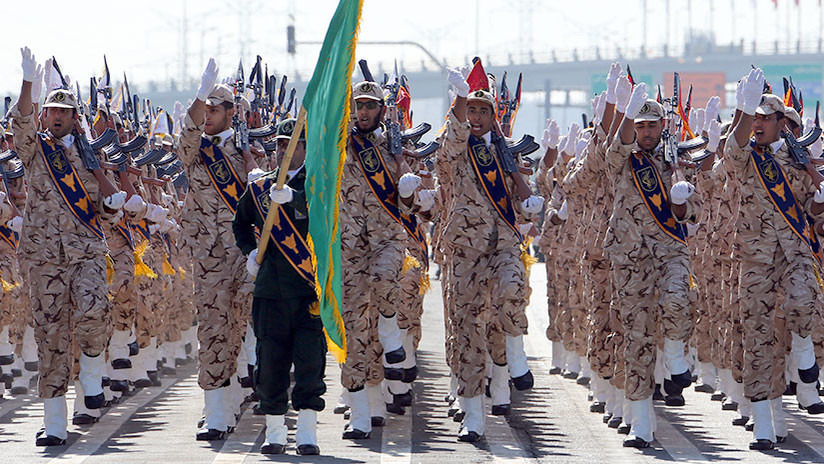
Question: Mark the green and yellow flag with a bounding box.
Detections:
[302,0,363,363]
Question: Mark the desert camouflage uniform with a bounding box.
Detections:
[179,115,254,390]
[339,128,407,391]
[725,138,822,401]
[604,138,697,401]
[12,107,116,399]
[437,113,530,398]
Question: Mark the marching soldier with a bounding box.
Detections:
[605,83,697,448]
[726,68,824,450]
[338,81,418,439]
[13,47,126,445]
[178,58,256,441]
[233,118,325,456]
[437,68,543,441]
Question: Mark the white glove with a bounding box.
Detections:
[556,135,569,157]
[564,123,581,155]
[268,185,294,204]
[124,194,146,213]
[246,167,265,184]
[574,139,588,160]
[706,119,722,153]
[196,58,219,102]
[7,216,22,233]
[593,91,607,126]
[148,224,160,235]
[416,188,436,211]
[741,68,765,116]
[604,62,621,104]
[557,200,569,221]
[21,47,37,82]
[178,200,185,209]
[805,117,815,132]
[104,191,127,210]
[735,79,745,112]
[447,67,469,98]
[160,192,176,208]
[460,65,472,80]
[173,101,185,122]
[703,96,722,132]
[160,218,175,233]
[542,119,560,151]
[43,57,53,92]
[397,172,422,198]
[521,195,544,214]
[31,64,44,104]
[624,83,649,119]
[147,204,167,223]
[669,181,695,205]
[689,108,705,136]
[814,181,824,204]
[246,250,260,277]
[615,75,632,113]
[809,135,823,159]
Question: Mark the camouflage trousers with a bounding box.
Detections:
[340,232,404,391]
[441,253,459,375]
[544,251,562,342]
[135,247,163,349]
[450,244,528,398]
[612,249,693,401]
[194,242,253,390]
[730,259,746,383]
[586,256,614,379]
[28,257,110,398]
[711,257,732,370]
[691,251,713,365]
[109,246,136,333]
[740,250,820,401]
[569,256,588,357]
[398,250,426,349]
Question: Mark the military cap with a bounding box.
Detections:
[353,81,384,101]
[755,94,784,116]
[205,84,234,106]
[274,117,306,141]
[466,89,496,110]
[633,99,665,123]
[43,89,78,110]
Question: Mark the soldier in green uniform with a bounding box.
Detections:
[232,119,325,456]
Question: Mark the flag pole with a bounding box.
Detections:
[256,105,307,264]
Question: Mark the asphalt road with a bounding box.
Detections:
[2,266,824,463]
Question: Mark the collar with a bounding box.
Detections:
[482,132,491,145]
[209,127,234,147]
[60,133,75,149]
[287,164,305,181]
[769,138,784,153]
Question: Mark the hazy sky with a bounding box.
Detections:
[2,0,823,96]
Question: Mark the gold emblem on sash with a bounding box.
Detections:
[475,144,493,167]
[212,159,231,183]
[360,147,380,173]
[760,159,778,183]
[49,152,68,173]
[638,166,656,192]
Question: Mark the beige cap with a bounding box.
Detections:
[43,89,78,110]
[205,84,234,106]
[755,94,785,116]
[633,99,665,123]
[111,112,123,127]
[162,134,175,147]
[353,81,384,101]
[466,89,496,110]
[784,107,802,128]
